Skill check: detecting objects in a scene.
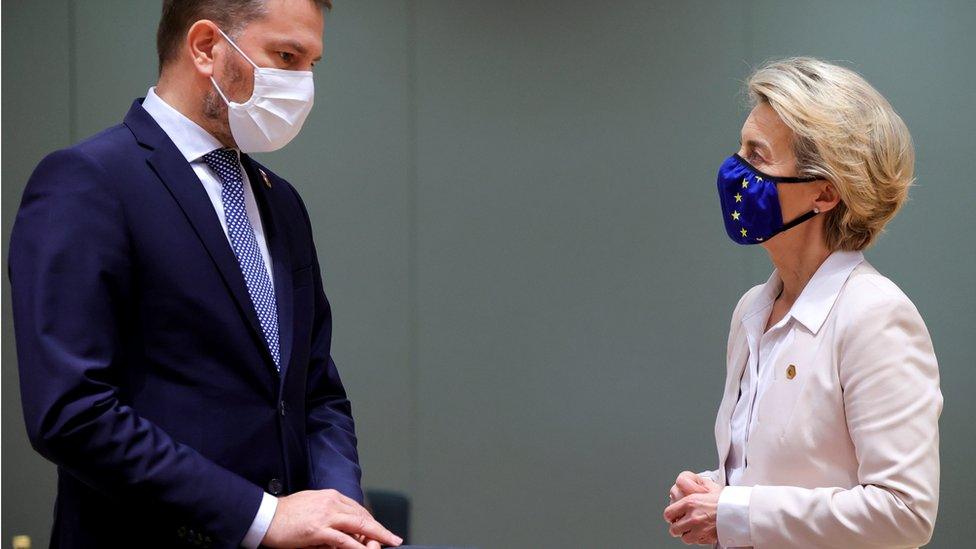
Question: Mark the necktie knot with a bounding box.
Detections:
[202,148,243,187]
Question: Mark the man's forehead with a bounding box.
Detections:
[258,0,326,29]
[242,15,324,56]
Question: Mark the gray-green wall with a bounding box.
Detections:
[3,1,974,547]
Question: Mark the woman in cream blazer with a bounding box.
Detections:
[663,58,942,548]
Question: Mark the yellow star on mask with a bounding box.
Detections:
[756,176,763,182]
[742,178,749,188]
[740,227,748,237]
[734,193,742,202]
[731,211,740,220]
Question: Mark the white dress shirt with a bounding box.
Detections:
[141,87,278,549]
[716,250,865,548]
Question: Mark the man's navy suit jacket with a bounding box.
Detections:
[8,100,363,548]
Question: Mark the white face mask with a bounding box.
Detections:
[210,28,314,153]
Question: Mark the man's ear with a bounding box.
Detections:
[813,180,842,213]
[186,20,220,78]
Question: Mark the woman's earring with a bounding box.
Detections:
[814,207,821,214]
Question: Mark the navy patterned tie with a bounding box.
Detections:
[203,148,280,369]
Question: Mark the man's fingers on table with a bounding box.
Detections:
[307,540,380,549]
[332,513,402,546]
[331,539,380,549]
[313,528,368,549]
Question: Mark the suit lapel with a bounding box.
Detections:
[241,155,294,383]
[125,101,279,376]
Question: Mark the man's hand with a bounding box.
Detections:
[298,534,384,549]
[262,489,402,549]
[349,533,383,549]
[664,472,722,545]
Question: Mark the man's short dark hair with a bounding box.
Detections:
[156,0,332,71]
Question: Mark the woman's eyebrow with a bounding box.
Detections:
[744,138,772,156]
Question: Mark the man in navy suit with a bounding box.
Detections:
[8,1,402,548]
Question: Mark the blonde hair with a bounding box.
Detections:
[747,57,914,251]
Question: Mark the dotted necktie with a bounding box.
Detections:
[202,148,280,369]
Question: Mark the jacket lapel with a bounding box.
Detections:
[124,100,279,376]
[241,155,295,383]
[716,331,750,485]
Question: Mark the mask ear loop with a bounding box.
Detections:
[779,208,820,233]
[210,76,231,105]
[774,175,824,234]
[214,27,260,70]
[210,27,260,105]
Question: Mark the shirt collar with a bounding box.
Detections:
[742,250,864,334]
[140,87,226,163]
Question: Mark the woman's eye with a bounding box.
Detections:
[278,52,294,63]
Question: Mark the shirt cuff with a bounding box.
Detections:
[241,492,278,549]
[717,485,753,548]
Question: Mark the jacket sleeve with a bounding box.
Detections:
[291,186,364,503]
[747,295,942,548]
[8,149,264,548]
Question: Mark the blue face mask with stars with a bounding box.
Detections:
[716,153,820,245]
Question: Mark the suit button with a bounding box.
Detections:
[279,401,287,416]
[268,478,283,495]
